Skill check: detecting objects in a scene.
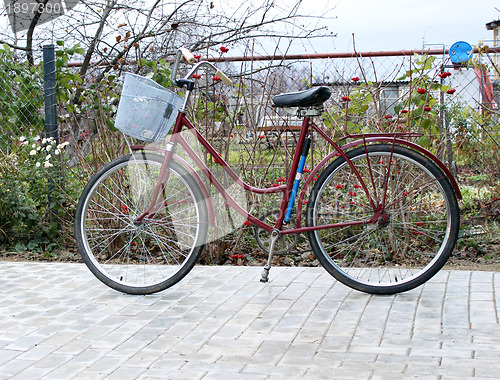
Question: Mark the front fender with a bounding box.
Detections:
[130,145,215,226]
[171,155,216,226]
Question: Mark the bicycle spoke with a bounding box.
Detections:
[307,145,459,294]
[76,154,208,294]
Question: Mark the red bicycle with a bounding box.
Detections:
[75,48,461,295]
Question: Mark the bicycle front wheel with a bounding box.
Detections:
[75,153,208,295]
[306,144,459,294]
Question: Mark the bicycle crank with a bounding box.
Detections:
[254,210,298,255]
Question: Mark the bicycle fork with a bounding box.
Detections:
[135,142,176,223]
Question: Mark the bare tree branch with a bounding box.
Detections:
[78,0,119,77]
[0,0,335,84]
[26,0,51,65]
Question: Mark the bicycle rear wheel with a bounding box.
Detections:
[75,153,208,295]
[306,144,460,294]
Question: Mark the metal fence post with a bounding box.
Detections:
[43,45,59,226]
[43,45,58,144]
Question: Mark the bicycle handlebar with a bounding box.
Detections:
[171,47,233,87]
[179,47,196,64]
[214,69,233,86]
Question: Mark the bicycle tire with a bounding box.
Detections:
[75,153,208,295]
[306,144,460,294]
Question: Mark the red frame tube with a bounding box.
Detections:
[132,109,461,234]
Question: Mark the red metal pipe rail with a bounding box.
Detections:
[67,47,500,68]
[205,47,500,62]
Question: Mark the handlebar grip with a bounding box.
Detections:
[215,69,233,86]
[180,47,196,64]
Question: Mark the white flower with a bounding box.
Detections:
[44,161,53,168]
[31,143,36,149]
[35,162,41,168]
[54,149,60,155]
[46,145,52,151]
[42,138,47,144]
[45,154,52,161]
[57,141,69,149]
[29,149,36,156]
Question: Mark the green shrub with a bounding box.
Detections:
[0,137,68,252]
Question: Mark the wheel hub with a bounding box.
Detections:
[376,211,390,227]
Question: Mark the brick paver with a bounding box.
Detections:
[0,262,498,379]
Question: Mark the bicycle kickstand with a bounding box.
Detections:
[260,229,280,283]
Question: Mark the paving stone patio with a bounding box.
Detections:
[0,262,499,379]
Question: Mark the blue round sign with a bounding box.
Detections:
[449,41,473,64]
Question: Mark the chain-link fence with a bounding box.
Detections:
[1,44,500,255]
[0,46,44,154]
[205,46,500,174]
[2,45,499,162]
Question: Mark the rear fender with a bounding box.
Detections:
[295,138,462,228]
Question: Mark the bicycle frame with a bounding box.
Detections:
[131,107,462,236]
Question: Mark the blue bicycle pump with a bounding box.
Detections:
[284,136,311,223]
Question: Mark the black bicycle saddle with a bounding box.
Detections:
[272,86,332,108]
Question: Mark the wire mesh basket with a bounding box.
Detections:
[115,73,184,142]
